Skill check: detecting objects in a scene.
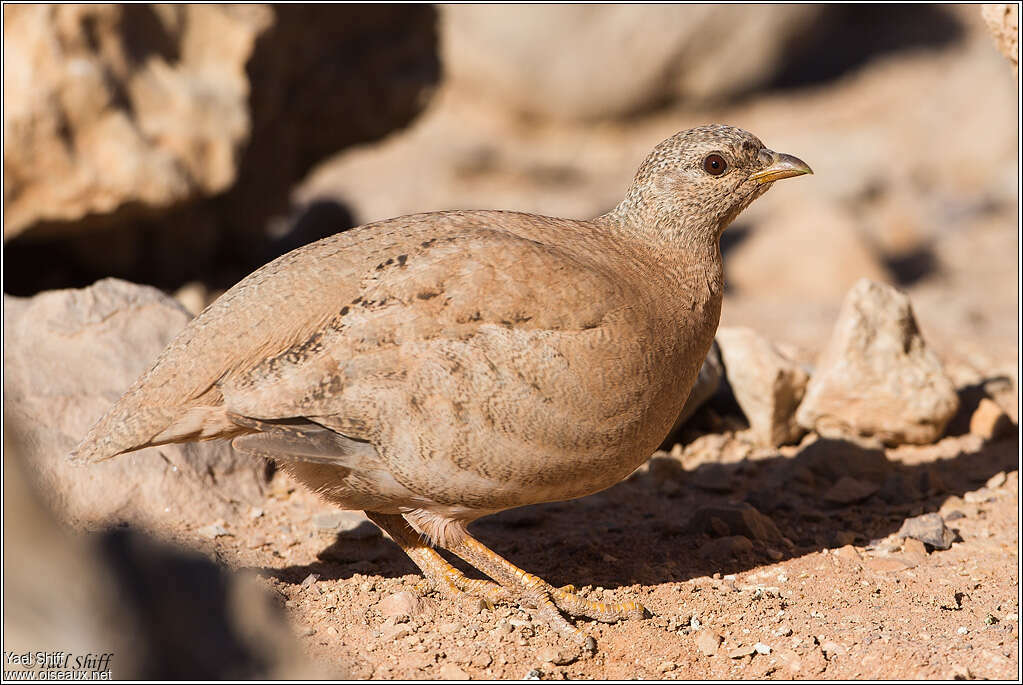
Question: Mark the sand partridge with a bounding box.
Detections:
[73,124,811,651]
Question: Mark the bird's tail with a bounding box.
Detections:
[70,397,237,465]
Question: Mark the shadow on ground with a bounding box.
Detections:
[268,417,1016,593]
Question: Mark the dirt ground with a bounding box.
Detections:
[162,418,1018,680]
[6,6,1018,681]
[164,13,1019,679]
[104,9,1022,680]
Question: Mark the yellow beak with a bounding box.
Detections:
[750,152,813,184]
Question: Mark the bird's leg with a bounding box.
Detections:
[442,532,648,651]
[364,512,508,608]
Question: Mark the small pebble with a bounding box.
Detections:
[964,488,995,504]
[471,652,493,668]
[438,664,469,680]
[658,661,677,672]
[378,591,425,618]
[970,399,1012,440]
[538,646,578,666]
[197,522,229,539]
[439,620,462,635]
[896,513,954,550]
[523,668,542,680]
[694,630,722,656]
[821,641,844,657]
[901,538,928,560]
[754,642,771,655]
[986,470,1008,489]
[835,544,862,562]
[300,573,320,587]
[728,644,755,659]
[957,626,969,635]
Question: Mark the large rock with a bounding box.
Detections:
[441,5,821,120]
[3,279,267,528]
[3,434,321,679]
[4,5,439,289]
[796,279,959,445]
[672,341,724,430]
[686,503,784,545]
[3,5,270,239]
[982,4,1019,75]
[716,327,809,447]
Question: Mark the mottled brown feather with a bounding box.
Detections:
[72,124,809,543]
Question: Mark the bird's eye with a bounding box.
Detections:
[703,153,728,176]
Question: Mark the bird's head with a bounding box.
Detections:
[608,124,812,247]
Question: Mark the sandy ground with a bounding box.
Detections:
[6,7,1017,681]
[165,419,1018,680]
[134,13,1020,680]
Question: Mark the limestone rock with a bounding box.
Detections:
[822,476,880,505]
[716,327,809,446]
[969,397,1014,440]
[378,591,427,619]
[673,341,724,430]
[982,4,1019,75]
[4,5,439,290]
[896,512,955,550]
[3,5,271,239]
[686,503,784,544]
[3,279,267,528]
[3,434,322,679]
[796,279,959,445]
[441,5,821,120]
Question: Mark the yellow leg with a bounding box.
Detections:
[443,532,648,652]
[366,512,648,653]
[365,512,508,608]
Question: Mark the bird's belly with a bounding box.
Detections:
[371,322,707,512]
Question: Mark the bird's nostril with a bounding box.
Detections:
[758,149,776,166]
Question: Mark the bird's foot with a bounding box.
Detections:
[550,584,649,623]
[364,511,645,654]
[404,548,508,612]
[445,535,648,654]
[365,511,510,611]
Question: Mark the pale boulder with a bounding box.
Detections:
[3,279,267,528]
[441,5,821,120]
[3,5,270,238]
[796,279,959,445]
[982,4,1019,75]
[716,327,809,446]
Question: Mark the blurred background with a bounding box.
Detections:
[2,4,1018,678]
[3,4,1018,374]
